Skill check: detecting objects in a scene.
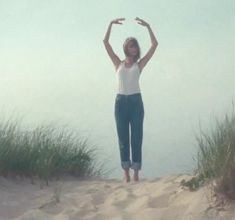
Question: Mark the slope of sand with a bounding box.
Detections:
[0,174,235,220]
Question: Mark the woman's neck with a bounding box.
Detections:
[125,57,135,64]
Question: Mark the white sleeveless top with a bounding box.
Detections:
[116,61,141,95]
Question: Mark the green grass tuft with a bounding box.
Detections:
[181,101,235,206]
[0,116,111,186]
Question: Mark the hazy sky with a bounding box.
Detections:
[0,0,234,178]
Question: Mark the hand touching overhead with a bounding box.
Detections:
[111,18,125,25]
[135,17,149,27]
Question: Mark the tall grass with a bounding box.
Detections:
[181,101,235,205]
[0,116,111,186]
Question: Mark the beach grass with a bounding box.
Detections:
[181,101,235,205]
[0,116,110,187]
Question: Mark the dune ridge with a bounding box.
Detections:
[0,174,235,220]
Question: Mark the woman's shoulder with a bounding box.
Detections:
[115,60,124,71]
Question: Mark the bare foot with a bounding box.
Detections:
[133,170,139,181]
[124,169,130,182]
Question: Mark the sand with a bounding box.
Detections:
[0,174,235,220]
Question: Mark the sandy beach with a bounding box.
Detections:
[0,174,235,220]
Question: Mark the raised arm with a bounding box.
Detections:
[103,18,125,70]
[135,17,158,72]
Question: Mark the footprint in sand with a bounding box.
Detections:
[103,188,137,209]
[91,192,107,205]
[148,192,175,208]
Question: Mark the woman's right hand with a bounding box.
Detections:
[111,18,125,25]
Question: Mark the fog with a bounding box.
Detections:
[0,0,234,178]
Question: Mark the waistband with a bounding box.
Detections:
[116,93,142,97]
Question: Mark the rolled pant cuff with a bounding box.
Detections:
[121,161,131,170]
[131,162,141,170]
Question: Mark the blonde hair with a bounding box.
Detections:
[123,37,141,62]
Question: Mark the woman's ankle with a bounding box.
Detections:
[133,170,139,181]
[124,169,130,182]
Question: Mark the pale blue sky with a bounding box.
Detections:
[0,0,234,178]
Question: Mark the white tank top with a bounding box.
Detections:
[116,61,141,95]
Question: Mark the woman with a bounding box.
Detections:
[103,17,158,182]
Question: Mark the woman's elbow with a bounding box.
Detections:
[103,39,109,44]
[153,41,158,47]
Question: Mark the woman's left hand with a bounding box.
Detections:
[135,17,149,27]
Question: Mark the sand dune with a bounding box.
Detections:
[0,174,234,220]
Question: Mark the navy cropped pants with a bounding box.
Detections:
[114,93,144,170]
